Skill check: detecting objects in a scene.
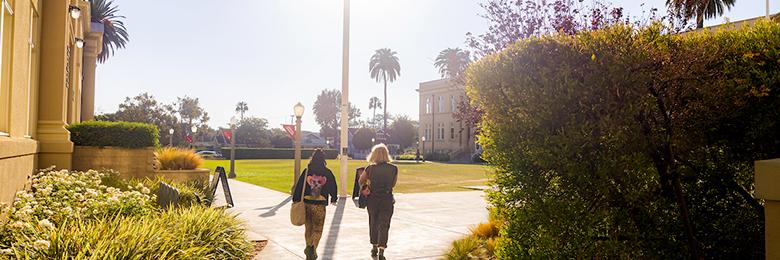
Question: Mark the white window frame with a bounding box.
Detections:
[0,0,14,137]
[438,96,444,113]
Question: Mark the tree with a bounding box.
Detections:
[434,48,471,80]
[312,89,361,141]
[270,128,293,148]
[235,117,271,147]
[352,128,376,150]
[368,97,382,129]
[235,101,249,120]
[667,0,735,28]
[177,96,209,130]
[96,93,179,145]
[467,0,628,57]
[90,0,129,63]
[389,115,417,150]
[369,48,401,131]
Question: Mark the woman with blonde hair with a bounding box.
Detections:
[359,144,398,259]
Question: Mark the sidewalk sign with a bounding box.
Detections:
[210,166,234,208]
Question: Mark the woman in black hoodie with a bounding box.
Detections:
[292,149,338,260]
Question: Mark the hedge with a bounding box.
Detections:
[468,22,779,258]
[219,148,339,160]
[68,121,160,148]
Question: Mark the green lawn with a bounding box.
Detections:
[202,159,490,194]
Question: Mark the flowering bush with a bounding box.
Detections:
[0,168,155,258]
[0,168,250,259]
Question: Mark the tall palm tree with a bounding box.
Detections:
[368,97,382,129]
[91,0,129,63]
[369,48,401,131]
[235,101,249,120]
[667,0,736,28]
[434,48,471,79]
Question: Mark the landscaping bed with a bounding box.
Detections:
[0,169,252,259]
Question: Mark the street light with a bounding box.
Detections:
[421,136,427,162]
[190,126,198,149]
[228,116,239,178]
[69,6,81,19]
[293,102,305,191]
[168,128,174,147]
[372,137,375,144]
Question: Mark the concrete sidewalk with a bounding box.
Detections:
[214,179,489,260]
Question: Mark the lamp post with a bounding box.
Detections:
[421,136,427,162]
[168,128,174,147]
[190,125,197,149]
[372,137,376,145]
[228,116,239,178]
[293,102,305,189]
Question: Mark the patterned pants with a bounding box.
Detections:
[305,203,326,249]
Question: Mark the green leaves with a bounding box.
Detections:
[68,121,160,148]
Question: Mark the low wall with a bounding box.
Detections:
[72,146,156,179]
[0,138,37,204]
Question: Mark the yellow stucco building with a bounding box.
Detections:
[0,0,102,203]
[417,79,478,160]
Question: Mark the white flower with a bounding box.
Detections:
[0,248,12,255]
[141,187,150,194]
[10,221,30,230]
[38,219,54,229]
[33,240,50,251]
[108,196,119,203]
[62,207,73,214]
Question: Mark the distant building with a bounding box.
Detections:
[417,79,478,159]
[301,131,328,148]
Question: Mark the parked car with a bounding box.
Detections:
[196,150,222,159]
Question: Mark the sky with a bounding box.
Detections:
[94,0,779,132]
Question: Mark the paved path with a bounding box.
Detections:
[214,179,488,260]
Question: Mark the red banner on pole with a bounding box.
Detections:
[185,135,193,144]
[222,129,233,141]
[282,124,296,139]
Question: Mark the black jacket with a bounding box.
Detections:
[292,167,338,205]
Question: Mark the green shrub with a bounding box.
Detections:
[468,22,778,258]
[424,152,450,162]
[220,147,338,159]
[3,207,250,259]
[395,153,418,160]
[444,236,490,260]
[68,121,160,148]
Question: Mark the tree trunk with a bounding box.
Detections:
[383,75,388,131]
[696,13,704,29]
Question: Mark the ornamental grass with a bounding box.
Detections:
[155,147,204,170]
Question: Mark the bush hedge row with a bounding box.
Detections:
[219,148,339,160]
[67,121,159,148]
[468,22,780,258]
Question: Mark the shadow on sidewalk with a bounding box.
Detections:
[322,198,347,259]
[257,196,292,218]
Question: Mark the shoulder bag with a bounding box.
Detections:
[290,171,308,226]
[357,166,371,209]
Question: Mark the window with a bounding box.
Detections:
[438,96,445,112]
[438,123,445,140]
[425,97,431,114]
[450,127,455,139]
[25,6,39,137]
[0,0,14,136]
[451,95,456,112]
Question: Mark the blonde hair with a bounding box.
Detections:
[367,144,393,164]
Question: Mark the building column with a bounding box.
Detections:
[80,23,103,121]
[756,159,780,259]
[36,0,73,169]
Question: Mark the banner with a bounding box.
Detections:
[222,129,233,141]
[282,124,296,139]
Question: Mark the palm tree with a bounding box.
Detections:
[434,48,471,79]
[90,0,129,63]
[235,101,249,120]
[369,48,401,131]
[368,97,382,129]
[667,0,736,28]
